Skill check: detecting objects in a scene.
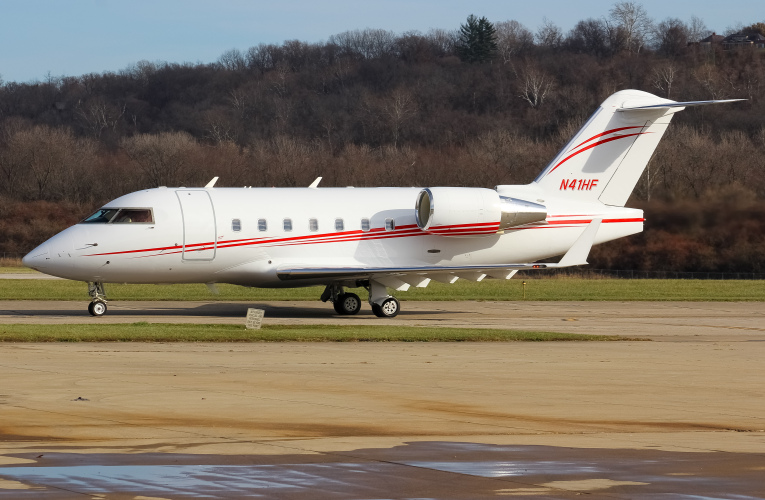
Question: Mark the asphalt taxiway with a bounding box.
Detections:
[0,299,764,498]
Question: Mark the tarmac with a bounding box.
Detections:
[0,298,764,498]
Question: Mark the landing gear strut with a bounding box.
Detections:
[87,282,108,317]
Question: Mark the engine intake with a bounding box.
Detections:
[415,187,547,237]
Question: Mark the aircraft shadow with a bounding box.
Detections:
[1,302,450,319]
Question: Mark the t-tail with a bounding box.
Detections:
[534,89,743,207]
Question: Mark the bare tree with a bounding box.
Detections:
[566,18,612,57]
[654,18,690,57]
[609,1,653,53]
[517,64,554,108]
[382,88,416,148]
[202,108,235,144]
[264,62,296,133]
[1,125,97,200]
[218,49,247,72]
[329,29,397,59]
[494,20,534,62]
[76,97,126,139]
[0,120,30,198]
[425,28,457,55]
[652,64,678,98]
[687,15,711,43]
[536,17,564,48]
[695,64,726,99]
[121,132,199,187]
[724,22,744,36]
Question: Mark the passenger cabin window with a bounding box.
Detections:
[309,218,318,232]
[385,218,395,231]
[258,219,267,232]
[232,219,241,232]
[82,208,153,224]
[335,218,344,231]
[361,218,370,232]
[283,218,293,232]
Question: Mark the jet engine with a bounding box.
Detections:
[415,187,547,236]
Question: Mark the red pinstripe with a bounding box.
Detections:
[546,131,651,176]
[571,126,644,151]
[83,218,643,258]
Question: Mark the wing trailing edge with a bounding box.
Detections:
[276,220,601,283]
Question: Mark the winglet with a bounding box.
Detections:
[309,177,322,188]
[553,218,602,268]
[205,177,219,188]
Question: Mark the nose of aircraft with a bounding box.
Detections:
[22,242,50,271]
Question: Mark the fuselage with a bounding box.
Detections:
[23,185,643,287]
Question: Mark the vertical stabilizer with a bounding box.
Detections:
[534,90,677,207]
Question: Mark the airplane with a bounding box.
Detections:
[22,90,742,318]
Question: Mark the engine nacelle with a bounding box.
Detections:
[415,187,547,237]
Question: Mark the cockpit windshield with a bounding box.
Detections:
[81,208,154,224]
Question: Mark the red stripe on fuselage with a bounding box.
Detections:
[83,218,642,258]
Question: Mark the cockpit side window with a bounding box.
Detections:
[112,209,153,223]
[81,208,154,224]
[82,209,120,223]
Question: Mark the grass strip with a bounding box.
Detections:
[1,278,764,301]
[0,266,36,274]
[0,323,640,342]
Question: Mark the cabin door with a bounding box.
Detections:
[176,190,217,261]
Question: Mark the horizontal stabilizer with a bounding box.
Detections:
[618,98,745,111]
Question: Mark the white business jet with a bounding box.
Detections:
[22,90,741,317]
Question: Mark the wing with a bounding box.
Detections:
[276,220,601,290]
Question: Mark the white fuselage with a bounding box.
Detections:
[24,185,643,287]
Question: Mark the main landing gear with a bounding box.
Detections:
[87,282,108,317]
[368,280,399,318]
[321,284,361,315]
[321,281,400,318]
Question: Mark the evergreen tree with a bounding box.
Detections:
[457,15,498,63]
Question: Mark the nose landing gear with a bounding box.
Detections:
[87,282,108,316]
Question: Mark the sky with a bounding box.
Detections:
[0,0,760,83]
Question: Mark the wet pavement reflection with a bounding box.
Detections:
[2,442,764,499]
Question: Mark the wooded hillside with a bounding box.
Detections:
[1,5,764,271]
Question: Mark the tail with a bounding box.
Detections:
[534,89,743,207]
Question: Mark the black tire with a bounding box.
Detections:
[89,301,107,317]
[372,303,384,317]
[333,295,346,315]
[341,293,361,315]
[378,297,399,318]
[334,293,361,315]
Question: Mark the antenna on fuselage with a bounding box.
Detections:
[205,177,219,188]
[308,177,322,188]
